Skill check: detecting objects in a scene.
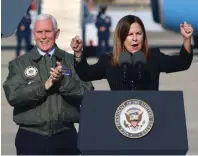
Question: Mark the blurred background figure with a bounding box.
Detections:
[95,5,111,56]
[36,0,42,14]
[81,0,94,48]
[81,0,90,48]
[31,0,42,15]
[15,8,32,57]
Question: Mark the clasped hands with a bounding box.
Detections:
[45,61,63,90]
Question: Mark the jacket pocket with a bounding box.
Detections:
[59,97,80,123]
[13,105,46,126]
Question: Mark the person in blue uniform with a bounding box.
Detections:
[16,9,32,57]
[95,5,111,56]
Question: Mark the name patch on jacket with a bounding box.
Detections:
[24,66,38,78]
[62,67,72,76]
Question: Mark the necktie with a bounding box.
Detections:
[44,54,52,77]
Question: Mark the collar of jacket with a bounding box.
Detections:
[31,44,64,61]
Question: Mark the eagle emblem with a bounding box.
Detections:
[114,99,154,139]
[24,66,38,78]
[124,108,143,128]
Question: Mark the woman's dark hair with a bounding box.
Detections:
[112,15,149,66]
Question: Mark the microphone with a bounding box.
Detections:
[133,51,146,65]
[132,51,146,89]
[119,52,132,89]
[119,52,132,64]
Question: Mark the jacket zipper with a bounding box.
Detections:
[44,56,52,135]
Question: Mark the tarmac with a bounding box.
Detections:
[1,31,198,155]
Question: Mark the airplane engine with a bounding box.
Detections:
[151,0,198,47]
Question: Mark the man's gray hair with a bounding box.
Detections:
[32,13,58,30]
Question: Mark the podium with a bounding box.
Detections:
[78,91,188,155]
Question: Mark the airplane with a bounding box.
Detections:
[150,0,198,48]
[1,0,33,38]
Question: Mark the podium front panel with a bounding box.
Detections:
[78,91,188,155]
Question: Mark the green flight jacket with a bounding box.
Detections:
[3,45,94,136]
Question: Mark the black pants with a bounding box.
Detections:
[15,128,80,155]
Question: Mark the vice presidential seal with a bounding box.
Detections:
[24,66,38,78]
[114,99,154,138]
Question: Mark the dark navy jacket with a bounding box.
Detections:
[95,13,111,39]
[16,13,31,36]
